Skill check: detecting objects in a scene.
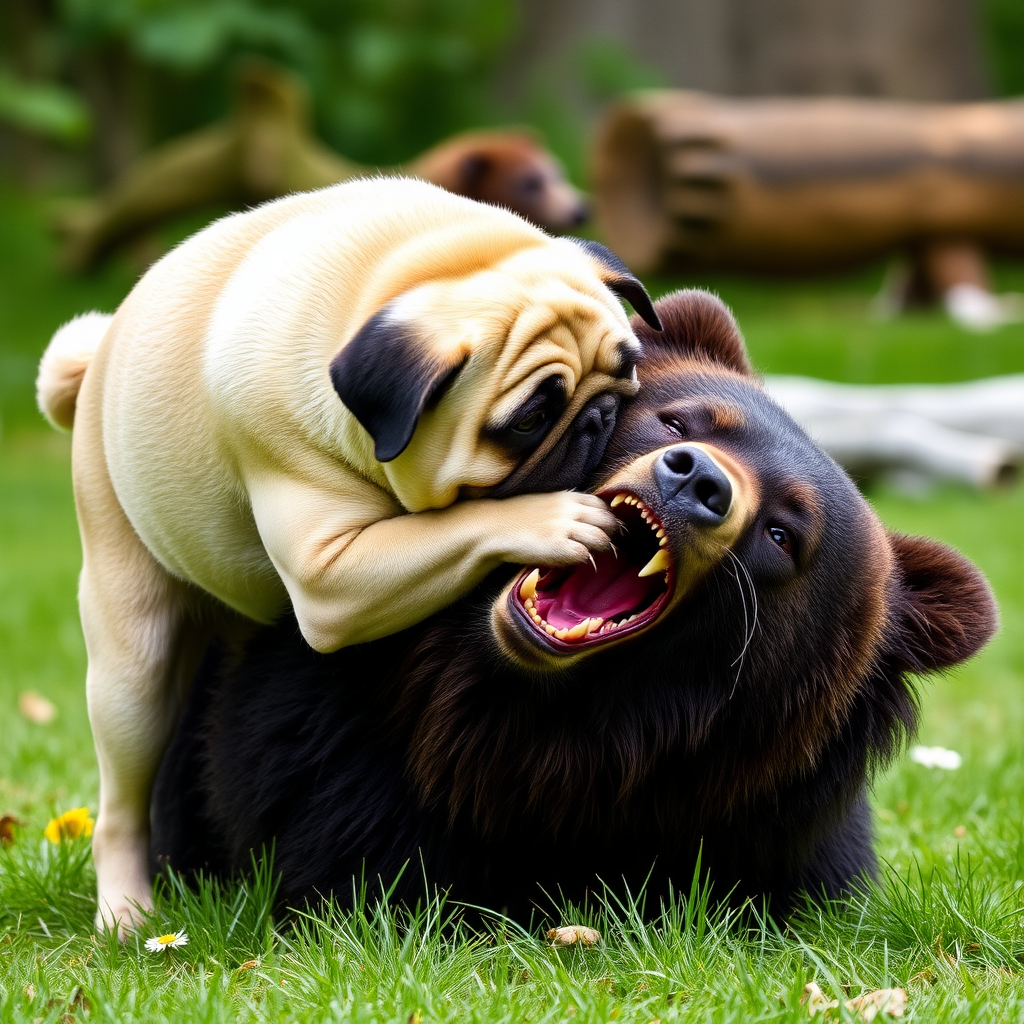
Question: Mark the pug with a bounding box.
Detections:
[36,177,660,934]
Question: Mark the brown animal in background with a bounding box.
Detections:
[594,92,1024,327]
[415,130,587,234]
[55,61,587,273]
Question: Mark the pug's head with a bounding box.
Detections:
[330,236,661,511]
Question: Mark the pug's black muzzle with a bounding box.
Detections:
[488,393,622,497]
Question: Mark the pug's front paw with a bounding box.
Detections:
[497,491,619,568]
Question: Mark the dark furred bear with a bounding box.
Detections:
[152,291,997,921]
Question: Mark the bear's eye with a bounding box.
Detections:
[520,173,544,195]
[767,525,794,556]
[661,415,687,438]
[512,410,548,434]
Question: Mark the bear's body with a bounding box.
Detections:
[153,291,996,920]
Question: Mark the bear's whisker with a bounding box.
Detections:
[724,548,759,697]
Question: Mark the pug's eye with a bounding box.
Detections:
[512,410,548,434]
[767,525,794,556]
[661,415,687,438]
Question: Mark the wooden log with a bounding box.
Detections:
[593,92,1024,274]
[766,374,1024,488]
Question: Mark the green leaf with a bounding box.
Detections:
[0,73,91,142]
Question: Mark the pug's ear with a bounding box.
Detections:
[568,238,662,332]
[636,289,752,375]
[330,310,468,462]
[886,533,998,673]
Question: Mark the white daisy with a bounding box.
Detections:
[910,745,962,770]
[145,931,189,952]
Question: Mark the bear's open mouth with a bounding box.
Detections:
[509,491,674,651]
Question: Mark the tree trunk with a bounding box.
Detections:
[728,0,988,100]
[497,0,990,114]
[73,40,149,187]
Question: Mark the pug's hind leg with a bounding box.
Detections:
[80,538,210,938]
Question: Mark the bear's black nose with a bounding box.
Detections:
[569,201,589,227]
[654,444,733,523]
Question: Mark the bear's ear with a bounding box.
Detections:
[330,308,468,463]
[633,289,753,375]
[887,533,998,673]
[567,238,662,332]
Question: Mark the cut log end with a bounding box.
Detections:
[592,102,672,274]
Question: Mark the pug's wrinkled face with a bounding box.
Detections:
[330,239,662,512]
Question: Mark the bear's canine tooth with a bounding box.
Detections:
[519,568,540,601]
[565,620,590,640]
[638,549,671,578]
[610,493,626,508]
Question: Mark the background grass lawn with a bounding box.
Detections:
[1,191,1023,1021]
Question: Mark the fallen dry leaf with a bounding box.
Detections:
[844,988,907,1021]
[43,987,91,1024]
[236,959,259,972]
[0,814,20,847]
[800,981,838,1016]
[546,925,601,947]
[18,691,57,725]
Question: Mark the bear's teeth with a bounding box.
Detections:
[638,549,671,578]
[565,620,590,640]
[610,493,626,507]
[519,568,540,601]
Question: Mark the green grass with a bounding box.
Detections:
[2,188,1024,1020]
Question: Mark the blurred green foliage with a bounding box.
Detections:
[2,0,517,180]
[984,0,1024,96]
[69,0,516,162]
[576,36,666,103]
[0,72,90,142]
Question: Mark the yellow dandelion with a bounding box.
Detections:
[145,931,189,952]
[43,807,94,844]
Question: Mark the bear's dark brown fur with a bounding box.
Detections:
[152,291,996,921]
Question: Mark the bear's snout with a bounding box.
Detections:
[654,444,733,522]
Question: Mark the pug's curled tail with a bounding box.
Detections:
[36,311,112,431]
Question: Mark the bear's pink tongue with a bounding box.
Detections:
[533,550,662,629]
